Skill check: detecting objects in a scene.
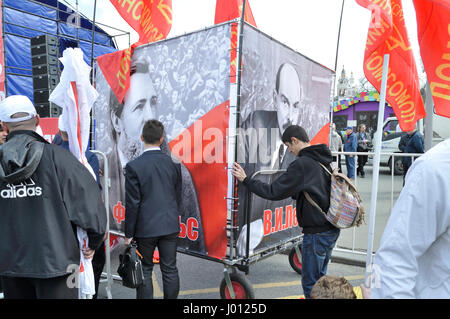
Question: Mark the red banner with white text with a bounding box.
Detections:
[413,0,450,118]
[110,0,172,44]
[357,0,425,131]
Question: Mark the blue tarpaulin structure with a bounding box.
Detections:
[2,0,118,103]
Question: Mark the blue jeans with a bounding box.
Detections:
[345,155,355,179]
[301,228,340,299]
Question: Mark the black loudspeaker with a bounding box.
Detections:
[30,34,60,118]
[30,34,57,47]
[32,75,59,90]
[35,102,62,118]
[32,65,58,76]
[33,90,51,104]
[31,54,58,67]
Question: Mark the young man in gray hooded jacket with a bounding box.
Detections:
[0,95,106,299]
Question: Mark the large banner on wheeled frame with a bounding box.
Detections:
[94,23,232,260]
[236,24,334,257]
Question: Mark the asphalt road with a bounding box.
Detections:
[98,249,366,299]
[97,163,402,300]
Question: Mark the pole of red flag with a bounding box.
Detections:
[334,0,345,72]
[365,54,389,289]
[90,0,97,84]
[329,0,345,145]
[424,82,434,152]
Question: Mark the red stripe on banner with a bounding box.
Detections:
[71,81,84,163]
[215,0,257,85]
[168,101,230,260]
[310,122,330,147]
[230,23,238,84]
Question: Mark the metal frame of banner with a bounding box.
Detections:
[90,16,337,299]
[131,20,239,55]
[221,1,326,298]
[223,0,247,298]
[90,149,113,300]
[226,16,240,269]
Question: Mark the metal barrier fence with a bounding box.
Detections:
[330,150,423,259]
[91,150,113,299]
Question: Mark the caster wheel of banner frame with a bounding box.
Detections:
[288,246,303,275]
[220,273,255,299]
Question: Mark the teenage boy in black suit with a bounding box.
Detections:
[124,120,181,299]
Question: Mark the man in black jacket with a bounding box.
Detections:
[0,95,106,299]
[124,120,181,299]
[232,125,340,299]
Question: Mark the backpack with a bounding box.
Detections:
[303,162,365,229]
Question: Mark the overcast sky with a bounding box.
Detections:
[71,0,422,83]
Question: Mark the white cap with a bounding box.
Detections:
[0,95,37,122]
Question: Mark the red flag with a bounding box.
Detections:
[110,0,172,44]
[310,122,330,147]
[214,0,257,27]
[97,46,133,104]
[357,0,426,131]
[414,0,450,118]
[97,0,172,104]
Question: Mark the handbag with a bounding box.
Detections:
[117,242,145,288]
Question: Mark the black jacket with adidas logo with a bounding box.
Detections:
[0,130,106,278]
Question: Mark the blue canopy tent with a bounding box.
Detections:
[2,0,120,104]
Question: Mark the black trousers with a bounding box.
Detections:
[135,233,179,299]
[1,274,77,299]
[92,241,106,299]
[357,147,368,175]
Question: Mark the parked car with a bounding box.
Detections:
[373,117,444,175]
